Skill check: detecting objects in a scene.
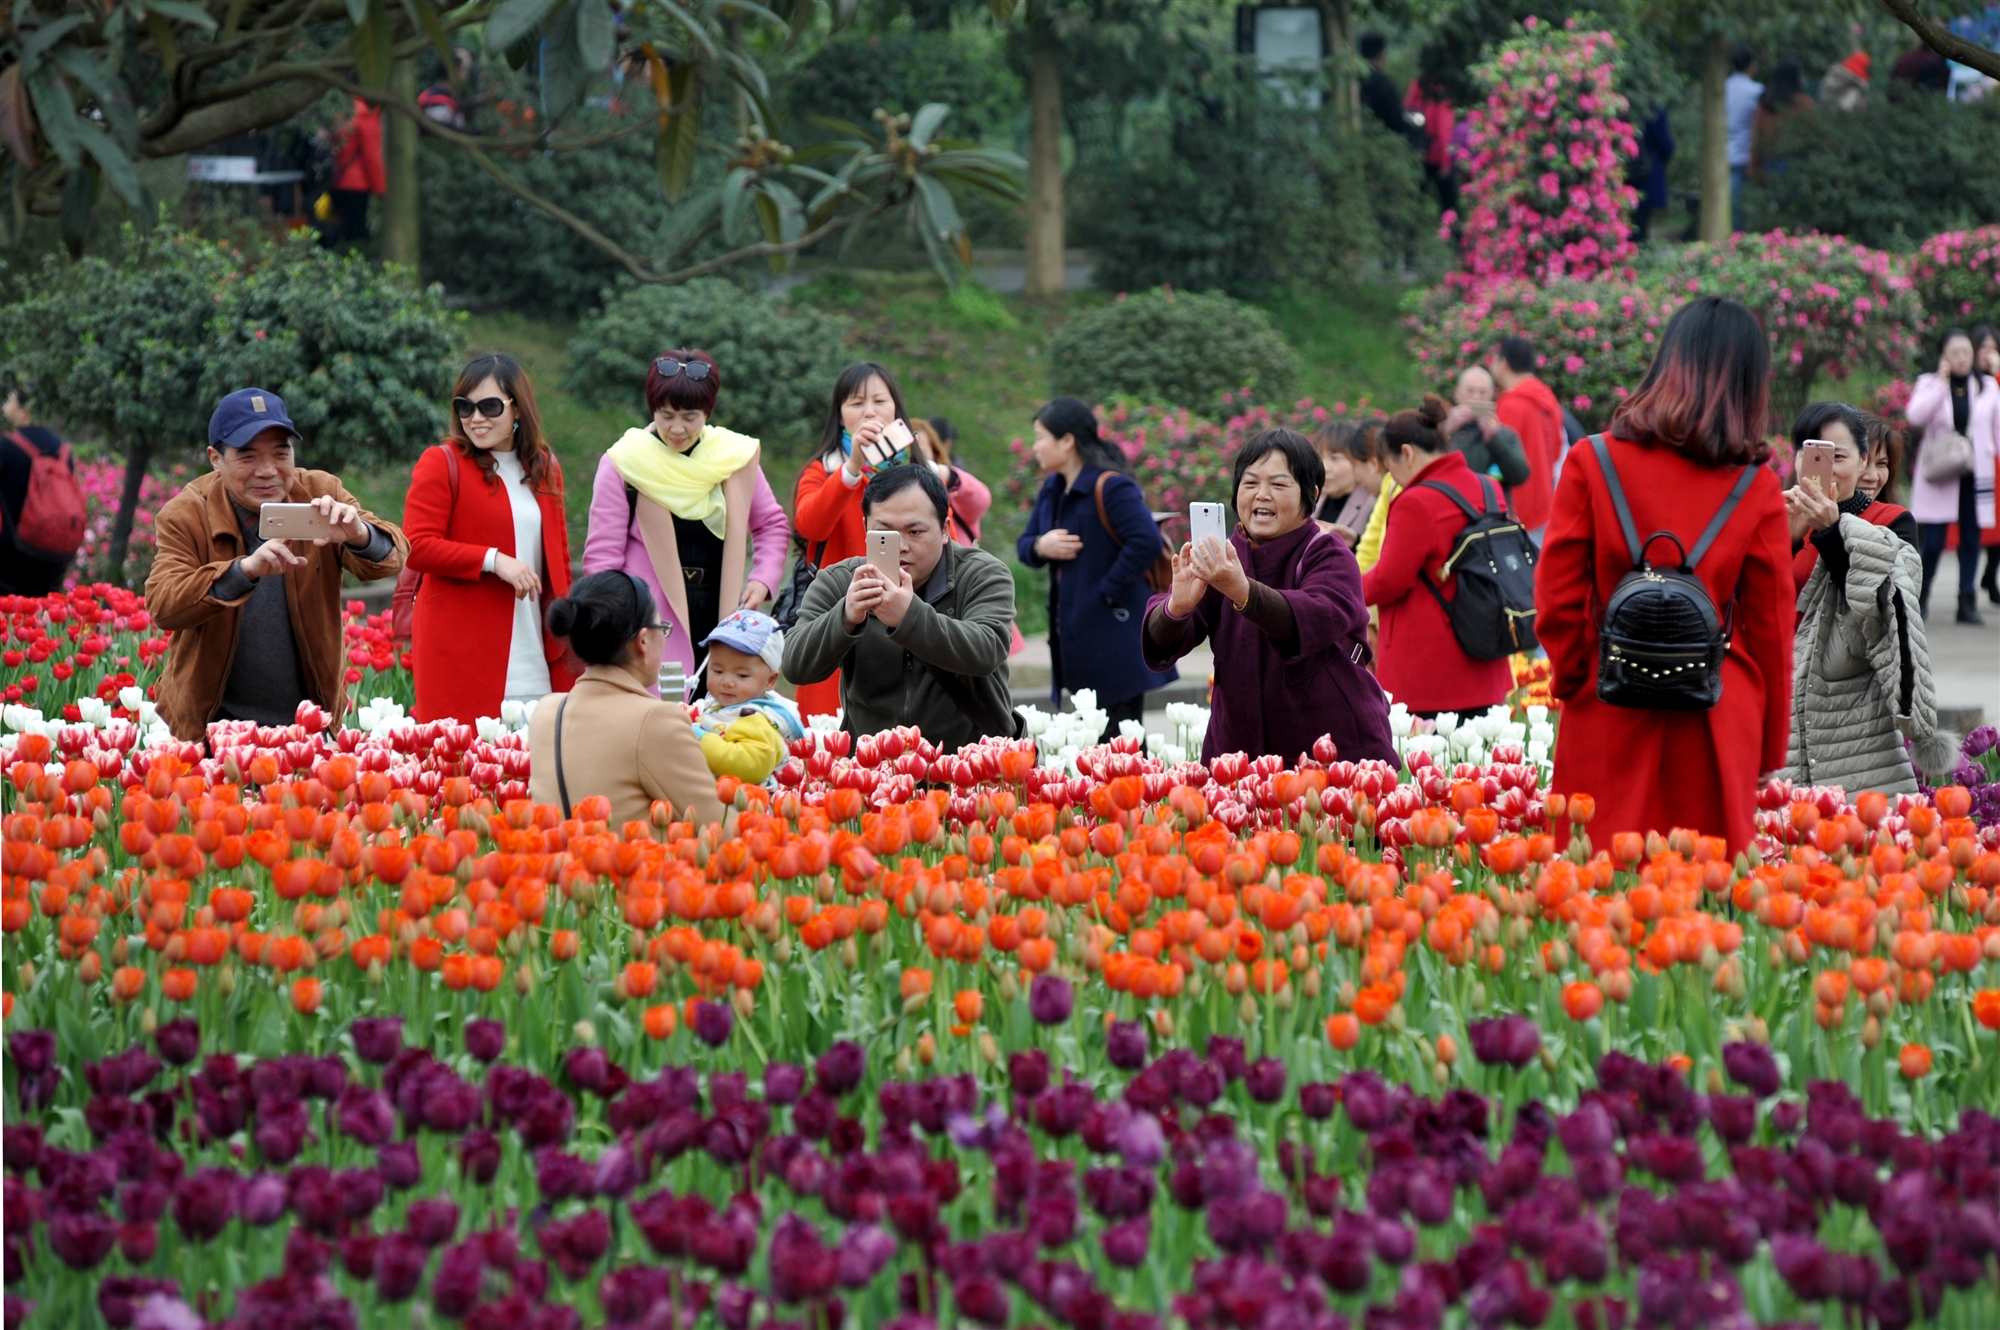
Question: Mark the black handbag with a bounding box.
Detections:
[771,532,824,631]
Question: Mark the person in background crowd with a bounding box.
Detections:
[1404,72,1457,215]
[0,390,80,595]
[1443,365,1530,495]
[1536,297,1793,854]
[1353,419,1396,573]
[1891,44,1950,97]
[924,415,1023,655]
[404,352,575,724]
[690,609,803,786]
[1489,336,1566,539]
[321,97,384,247]
[1358,32,1425,151]
[1146,429,1394,765]
[147,389,407,741]
[1628,104,1675,240]
[1017,397,1175,734]
[1750,57,1816,186]
[418,48,475,128]
[582,348,789,690]
[1906,327,1998,624]
[1361,395,1514,717]
[1782,401,1951,793]
[790,361,910,721]
[1972,327,2000,606]
[1726,48,1763,229]
[785,466,1017,750]
[1312,420,1381,547]
[1819,50,1871,111]
[528,571,723,827]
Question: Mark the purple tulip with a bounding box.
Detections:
[96,1276,178,1330]
[693,1001,734,1047]
[1298,1082,1336,1121]
[87,1048,163,1098]
[1028,974,1074,1025]
[564,1046,612,1095]
[1206,1036,1247,1083]
[594,1141,644,1199]
[541,1207,612,1280]
[1034,1082,1094,1138]
[1106,1021,1148,1070]
[835,1223,897,1288]
[336,1085,396,1147]
[9,1030,55,1077]
[404,1197,459,1248]
[1721,1041,1780,1099]
[432,1242,486,1318]
[349,1017,403,1066]
[339,1232,378,1280]
[1467,1015,1541,1069]
[49,1211,118,1269]
[537,1149,594,1201]
[1115,1112,1165,1170]
[117,1179,169,1226]
[1100,1213,1151,1269]
[955,1274,1010,1327]
[1081,1101,1132,1155]
[373,1231,428,1302]
[458,1130,501,1185]
[170,1167,237,1243]
[464,1018,506,1063]
[1008,1050,1050,1099]
[151,1020,200,1068]
[710,1071,748,1109]
[1083,1166,1156,1220]
[250,1097,309,1165]
[816,1042,866,1097]
[1340,1070,1395,1132]
[765,1063,806,1105]
[237,1173,287,1227]
[1243,1057,1286,1105]
[768,1213,840,1304]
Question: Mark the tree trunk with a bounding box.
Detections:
[380,58,421,270]
[109,435,153,588]
[1699,34,1731,246]
[1320,0,1358,134]
[1025,20,1065,299]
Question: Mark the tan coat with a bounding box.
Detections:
[146,469,406,740]
[528,665,726,827]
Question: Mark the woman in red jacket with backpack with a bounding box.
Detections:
[403,352,577,723]
[1361,395,1514,715]
[1536,298,1793,853]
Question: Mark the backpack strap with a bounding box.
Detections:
[1686,464,1758,569]
[1092,472,1128,549]
[1414,478,1483,521]
[1588,435,1644,566]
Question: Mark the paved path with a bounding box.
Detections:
[1929,611,1998,732]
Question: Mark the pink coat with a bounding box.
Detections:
[580,452,789,682]
[1905,371,1998,528]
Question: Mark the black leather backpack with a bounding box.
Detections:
[1590,435,1756,712]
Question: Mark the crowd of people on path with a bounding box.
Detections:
[1,284,1974,854]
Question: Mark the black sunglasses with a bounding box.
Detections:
[653,358,712,382]
[453,396,512,420]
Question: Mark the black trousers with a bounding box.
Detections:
[1918,473,1981,605]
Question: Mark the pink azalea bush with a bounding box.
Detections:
[1004,393,1383,530]
[1909,224,2000,331]
[1444,18,1638,291]
[68,459,187,589]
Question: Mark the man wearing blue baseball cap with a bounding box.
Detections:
[145,388,407,740]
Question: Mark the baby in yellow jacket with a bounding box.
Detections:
[691,611,805,785]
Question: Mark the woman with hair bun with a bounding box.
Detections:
[581,348,789,691]
[1361,393,1515,716]
[528,571,724,827]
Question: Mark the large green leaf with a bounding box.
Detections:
[656,183,722,258]
[51,46,139,150]
[60,161,94,254]
[20,14,89,66]
[907,102,950,151]
[73,117,144,208]
[913,171,963,242]
[352,0,395,88]
[399,0,461,90]
[23,69,79,168]
[655,61,700,203]
[139,1,220,28]
[720,165,756,243]
[485,0,565,56]
[539,1,592,119]
[574,0,615,70]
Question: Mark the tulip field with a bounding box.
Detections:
[4,587,2000,1330]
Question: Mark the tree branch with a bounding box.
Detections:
[1877,0,2000,83]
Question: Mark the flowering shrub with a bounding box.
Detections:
[67,461,187,589]
[1003,394,1382,531]
[1909,224,2000,331]
[1408,278,1678,427]
[1445,18,1638,291]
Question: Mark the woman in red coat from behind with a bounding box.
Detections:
[1536,297,1794,853]
[404,353,577,723]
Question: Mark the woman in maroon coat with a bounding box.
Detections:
[1536,298,1793,852]
[1361,395,1514,715]
[404,353,577,722]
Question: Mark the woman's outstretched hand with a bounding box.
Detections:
[1190,535,1249,607]
[1165,542,1208,618]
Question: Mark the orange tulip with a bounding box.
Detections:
[161,968,198,1003]
[1898,1043,1932,1080]
[622,962,659,1000]
[441,952,474,991]
[469,956,504,992]
[290,977,322,1014]
[1325,1012,1360,1050]
[643,1004,678,1040]
[111,965,146,1002]
[1976,989,2000,1032]
[900,969,934,1002]
[1353,982,1397,1026]
[1561,980,1604,1022]
[1567,794,1595,825]
[954,990,984,1024]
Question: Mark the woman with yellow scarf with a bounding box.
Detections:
[580,349,790,692]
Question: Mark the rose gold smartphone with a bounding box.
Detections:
[866,529,902,580]
[258,503,331,541]
[1797,440,1840,498]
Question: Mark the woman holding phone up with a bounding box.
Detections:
[404,352,577,723]
[790,361,916,721]
[1783,401,1952,792]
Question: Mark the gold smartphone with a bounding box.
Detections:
[258,503,331,542]
[866,529,902,580]
[1797,440,1840,498]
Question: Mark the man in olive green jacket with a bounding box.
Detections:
[783,466,1018,749]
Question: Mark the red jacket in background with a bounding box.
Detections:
[790,455,871,721]
[1404,81,1457,176]
[1536,434,1794,853]
[403,444,577,723]
[332,100,387,194]
[1361,451,1515,714]
[1495,373,1565,531]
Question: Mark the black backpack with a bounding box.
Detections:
[1417,474,1540,660]
[1589,435,1756,712]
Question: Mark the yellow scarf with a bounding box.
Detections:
[606,424,760,537]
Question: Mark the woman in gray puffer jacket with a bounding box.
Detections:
[1783,403,1957,793]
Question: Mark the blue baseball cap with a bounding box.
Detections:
[701,609,784,672]
[208,388,301,449]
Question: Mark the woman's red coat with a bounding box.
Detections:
[790,456,869,721]
[1361,451,1515,713]
[1537,434,1794,853]
[404,444,577,722]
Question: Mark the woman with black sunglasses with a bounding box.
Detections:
[403,351,576,722]
[581,348,789,693]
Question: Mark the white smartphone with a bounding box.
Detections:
[866,529,902,580]
[1189,502,1227,552]
[258,502,330,542]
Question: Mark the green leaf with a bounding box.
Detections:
[656,183,721,258]
[655,62,701,203]
[913,171,963,241]
[399,0,460,90]
[139,1,219,28]
[19,14,88,66]
[647,0,719,60]
[720,165,756,244]
[352,0,395,88]
[73,117,143,208]
[24,68,79,168]
[538,1,590,119]
[346,0,368,23]
[484,0,564,57]
[907,102,949,151]
[50,47,139,150]
[574,0,615,70]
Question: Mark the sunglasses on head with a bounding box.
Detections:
[653,358,712,381]
[453,396,512,420]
